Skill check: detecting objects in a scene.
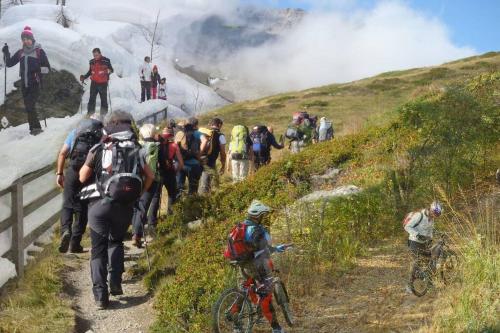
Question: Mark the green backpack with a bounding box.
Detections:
[229,125,249,159]
[142,141,160,181]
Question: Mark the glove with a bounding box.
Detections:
[275,244,286,253]
[79,75,85,83]
[2,44,8,54]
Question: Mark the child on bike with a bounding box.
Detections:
[404,201,443,286]
[224,200,287,333]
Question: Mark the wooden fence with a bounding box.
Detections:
[0,107,169,279]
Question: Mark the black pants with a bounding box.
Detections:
[131,181,159,237]
[140,81,151,102]
[60,167,88,247]
[254,151,271,170]
[88,199,133,301]
[21,85,41,131]
[150,172,178,219]
[87,81,108,115]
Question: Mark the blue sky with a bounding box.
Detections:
[245,0,499,53]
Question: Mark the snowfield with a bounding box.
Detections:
[0,0,229,287]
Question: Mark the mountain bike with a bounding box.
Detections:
[212,245,294,333]
[409,234,458,297]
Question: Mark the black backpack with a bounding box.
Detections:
[69,119,103,168]
[178,123,200,161]
[251,126,269,154]
[97,130,143,204]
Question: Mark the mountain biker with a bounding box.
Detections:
[232,200,287,333]
[404,201,443,286]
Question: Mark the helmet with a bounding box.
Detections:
[247,200,272,219]
[430,201,443,216]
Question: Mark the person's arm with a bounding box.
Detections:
[4,49,21,67]
[39,49,50,73]
[139,64,144,80]
[269,133,284,149]
[174,145,184,172]
[219,143,226,174]
[79,165,93,183]
[404,212,423,239]
[56,144,70,188]
[225,151,231,173]
[199,135,209,155]
[106,57,114,74]
[82,61,92,81]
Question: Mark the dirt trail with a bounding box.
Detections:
[287,242,439,333]
[63,240,154,333]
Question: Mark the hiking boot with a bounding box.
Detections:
[69,244,84,254]
[30,128,43,136]
[132,235,143,248]
[109,284,123,296]
[95,299,109,310]
[58,231,71,253]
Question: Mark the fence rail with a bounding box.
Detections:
[0,106,170,279]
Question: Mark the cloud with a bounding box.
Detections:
[223,0,476,95]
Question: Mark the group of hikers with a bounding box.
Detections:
[1,26,168,136]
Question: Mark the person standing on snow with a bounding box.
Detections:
[151,65,161,99]
[139,56,152,102]
[2,26,51,135]
[80,48,114,116]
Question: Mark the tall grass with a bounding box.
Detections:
[431,189,499,333]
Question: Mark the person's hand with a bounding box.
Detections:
[275,244,287,253]
[56,174,64,189]
[79,75,85,83]
[2,44,9,54]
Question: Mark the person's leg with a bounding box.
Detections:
[145,82,151,100]
[188,164,202,195]
[22,86,41,132]
[87,81,98,114]
[231,159,239,182]
[198,165,212,194]
[253,257,281,330]
[97,83,108,116]
[142,181,158,227]
[70,197,87,252]
[152,86,157,99]
[89,199,111,302]
[177,169,187,197]
[59,168,80,252]
[164,171,178,213]
[108,202,134,293]
[241,160,249,180]
[140,81,146,102]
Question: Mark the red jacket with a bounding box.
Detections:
[83,56,114,84]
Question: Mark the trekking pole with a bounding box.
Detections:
[3,44,7,102]
[107,78,112,113]
[143,223,152,272]
[79,81,86,114]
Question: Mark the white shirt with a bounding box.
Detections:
[405,209,434,243]
[139,62,152,82]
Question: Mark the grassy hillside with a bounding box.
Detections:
[150,60,499,332]
[200,52,500,137]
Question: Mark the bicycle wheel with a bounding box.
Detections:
[212,288,254,333]
[274,281,294,327]
[409,263,431,297]
[439,250,459,284]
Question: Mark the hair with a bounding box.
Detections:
[161,77,166,82]
[144,56,151,61]
[209,117,223,127]
[139,123,156,139]
[188,117,199,127]
[105,110,133,126]
[92,48,101,54]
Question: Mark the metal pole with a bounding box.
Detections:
[143,223,152,272]
[3,43,7,101]
[107,79,112,113]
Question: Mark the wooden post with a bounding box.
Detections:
[11,181,24,279]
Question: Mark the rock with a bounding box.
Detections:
[187,219,203,230]
[299,185,362,202]
[311,168,341,189]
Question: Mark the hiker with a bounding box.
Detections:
[227,125,253,182]
[148,125,184,220]
[317,117,334,142]
[56,115,103,253]
[158,78,167,100]
[79,111,154,309]
[80,48,114,116]
[198,118,226,194]
[223,200,288,333]
[139,56,152,102]
[151,65,161,99]
[250,125,284,170]
[404,201,443,286]
[285,112,313,153]
[130,124,161,248]
[175,117,202,195]
[2,26,50,135]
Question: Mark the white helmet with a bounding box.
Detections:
[247,200,272,219]
[430,201,443,216]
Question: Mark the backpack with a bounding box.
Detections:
[198,127,217,157]
[98,130,143,204]
[318,119,334,142]
[285,125,300,140]
[142,140,160,179]
[402,212,424,228]
[176,124,200,160]
[159,137,177,172]
[223,222,253,262]
[69,119,103,168]
[229,125,249,159]
[250,126,268,153]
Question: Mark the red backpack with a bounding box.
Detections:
[223,223,253,261]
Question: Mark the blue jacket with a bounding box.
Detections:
[243,219,273,258]
[5,44,50,88]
